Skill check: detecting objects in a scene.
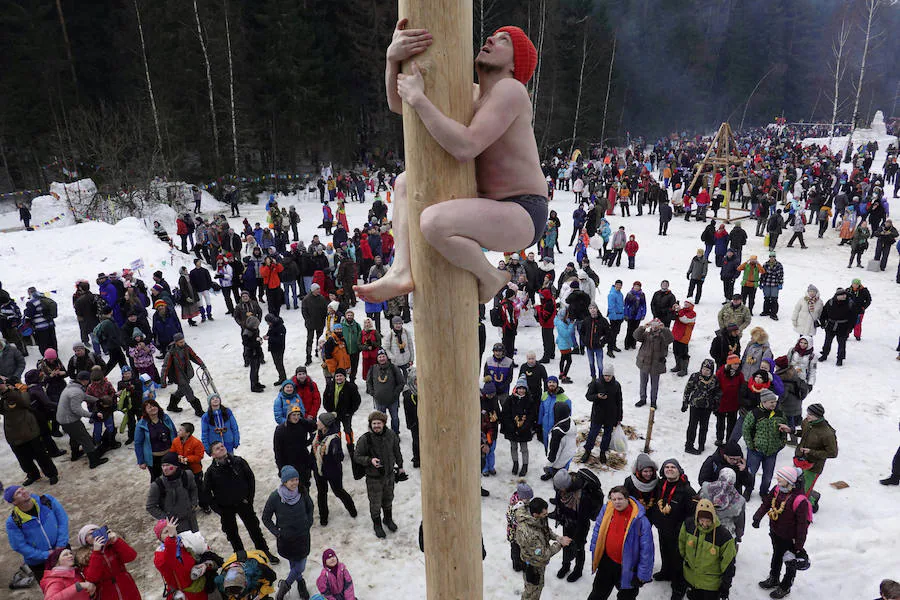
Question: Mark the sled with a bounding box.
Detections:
[197,366,219,398]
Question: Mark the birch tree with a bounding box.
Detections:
[192,0,220,167]
[828,18,850,146]
[133,0,163,163]
[599,33,616,147]
[224,0,238,176]
[569,16,590,156]
[531,0,547,129]
[845,0,882,158]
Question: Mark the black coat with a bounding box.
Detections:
[709,328,741,368]
[301,293,328,329]
[501,391,538,442]
[322,379,362,419]
[650,289,677,320]
[205,455,256,509]
[654,475,697,535]
[518,362,548,402]
[579,315,609,349]
[584,377,623,427]
[697,450,754,497]
[820,295,858,337]
[273,418,317,474]
[566,290,591,321]
[266,317,286,354]
[189,267,214,293]
[262,489,314,561]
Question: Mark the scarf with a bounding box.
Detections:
[312,432,340,476]
[748,378,771,394]
[793,341,812,356]
[628,472,658,494]
[805,295,818,316]
[707,480,742,512]
[277,485,301,505]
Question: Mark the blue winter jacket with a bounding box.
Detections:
[555,316,577,351]
[201,407,240,453]
[590,498,654,589]
[273,381,305,425]
[5,493,69,565]
[623,290,647,320]
[607,286,625,320]
[152,310,183,349]
[538,391,571,447]
[133,414,177,466]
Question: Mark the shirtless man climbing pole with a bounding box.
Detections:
[354,19,548,305]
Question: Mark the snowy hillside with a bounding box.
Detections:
[1,177,898,599]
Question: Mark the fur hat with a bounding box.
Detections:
[368,410,388,425]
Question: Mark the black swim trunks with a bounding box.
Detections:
[501,194,549,248]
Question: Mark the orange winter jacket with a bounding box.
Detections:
[260,263,284,289]
[170,435,204,474]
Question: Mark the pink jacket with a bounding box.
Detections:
[40,567,92,600]
[317,563,355,600]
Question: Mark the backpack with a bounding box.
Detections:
[154,471,191,505]
[171,287,183,304]
[39,295,58,319]
[792,493,814,524]
[489,306,502,327]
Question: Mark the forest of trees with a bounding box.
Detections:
[0,0,897,193]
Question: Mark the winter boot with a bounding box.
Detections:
[512,461,519,475]
[669,358,681,373]
[678,356,689,377]
[22,474,41,486]
[760,298,771,316]
[372,517,386,538]
[383,509,398,532]
[262,550,280,565]
[770,298,779,320]
[104,430,122,450]
[879,476,900,486]
[200,309,207,322]
[275,581,290,600]
[347,442,355,456]
[70,448,84,462]
[88,451,109,469]
[296,578,310,600]
[167,400,183,412]
[206,306,214,321]
[769,587,791,599]
[556,563,571,579]
[518,463,528,476]
[759,574,781,590]
[189,399,204,417]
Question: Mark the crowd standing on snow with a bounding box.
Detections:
[2,126,899,600]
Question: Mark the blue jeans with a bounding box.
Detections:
[302,276,313,293]
[482,438,497,473]
[284,557,307,586]
[704,243,714,260]
[92,417,115,444]
[761,285,779,299]
[747,448,780,495]
[583,422,613,455]
[586,348,604,379]
[283,280,299,308]
[376,400,400,433]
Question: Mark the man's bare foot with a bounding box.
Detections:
[478,269,511,304]
[354,268,415,303]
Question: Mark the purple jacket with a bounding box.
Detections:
[316,563,355,600]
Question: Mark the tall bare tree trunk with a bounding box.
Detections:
[133,0,164,166]
[600,33,616,147]
[193,0,220,169]
[531,0,546,129]
[846,0,881,157]
[569,18,589,156]
[55,0,78,97]
[224,0,238,176]
[828,19,850,146]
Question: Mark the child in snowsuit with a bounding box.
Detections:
[128,329,160,383]
[624,235,639,270]
[85,365,119,450]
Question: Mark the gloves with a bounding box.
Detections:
[681,404,688,413]
[752,520,761,529]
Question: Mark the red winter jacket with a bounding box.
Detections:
[176,219,188,236]
[290,376,322,417]
[40,567,92,600]
[715,365,745,414]
[624,239,639,257]
[534,289,557,329]
[83,538,141,600]
[154,536,207,600]
[696,189,710,207]
[359,236,374,260]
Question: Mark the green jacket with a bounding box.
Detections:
[514,506,561,569]
[742,405,787,456]
[795,418,838,473]
[340,318,362,354]
[679,513,736,592]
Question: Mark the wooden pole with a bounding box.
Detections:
[397,1,483,598]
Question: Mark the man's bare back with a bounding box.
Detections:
[472,83,547,200]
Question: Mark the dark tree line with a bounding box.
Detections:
[0,0,896,193]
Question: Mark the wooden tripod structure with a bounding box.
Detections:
[398,0,484,598]
[687,122,750,223]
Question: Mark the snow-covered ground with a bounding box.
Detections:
[1,159,898,599]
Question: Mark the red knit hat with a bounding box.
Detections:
[494,26,538,85]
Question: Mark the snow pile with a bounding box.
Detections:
[802,110,897,165]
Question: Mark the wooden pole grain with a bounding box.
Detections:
[397,0,483,598]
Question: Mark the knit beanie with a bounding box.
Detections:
[153,518,168,540]
[77,524,99,546]
[514,376,528,391]
[162,452,180,466]
[721,440,743,458]
[759,389,778,404]
[280,465,300,484]
[602,362,615,376]
[552,469,572,490]
[493,26,538,85]
[482,381,497,396]
[3,485,21,503]
[318,412,337,429]
[90,365,103,381]
[516,481,534,501]
[725,353,741,366]
[807,403,825,418]
[776,465,799,486]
